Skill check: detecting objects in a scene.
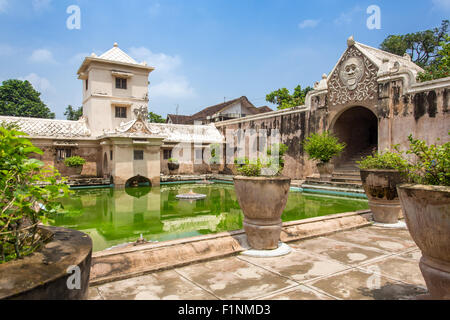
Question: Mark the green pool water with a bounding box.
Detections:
[52,183,369,252]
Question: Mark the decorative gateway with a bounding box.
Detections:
[328,45,378,106]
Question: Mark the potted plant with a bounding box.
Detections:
[233,144,291,250]
[167,158,179,172]
[64,156,86,176]
[232,157,248,175]
[357,150,408,224]
[396,134,450,300]
[303,132,346,181]
[209,143,222,174]
[0,125,92,300]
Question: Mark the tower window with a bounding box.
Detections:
[163,149,172,160]
[85,79,88,90]
[56,148,72,161]
[115,106,127,118]
[115,77,127,89]
[134,150,144,161]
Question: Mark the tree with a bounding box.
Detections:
[0,79,55,119]
[417,34,450,82]
[0,124,70,262]
[64,105,83,120]
[266,85,313,110]
[380,20,449,67]
[148,111,165,123]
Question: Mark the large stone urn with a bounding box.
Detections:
[397,184,450,300]
[360,169,405,223]
[66,165,83,177]
[0,227,92,300]
[317,162,333,182]
[233,176,291,250]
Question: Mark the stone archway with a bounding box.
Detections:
[125,175,152,188]
[332,106,378,169]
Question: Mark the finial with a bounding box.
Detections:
[322,73,327,79]
[113,42,118,47]
[347,35,355,47]
[91,53,97,57]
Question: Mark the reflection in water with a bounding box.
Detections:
[53,184,368,252]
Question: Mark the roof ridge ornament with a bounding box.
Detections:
[347,35,355,47]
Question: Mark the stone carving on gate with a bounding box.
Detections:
[328,46,378,106]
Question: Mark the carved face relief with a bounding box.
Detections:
[339,57,364,90]
[134,122,144,132]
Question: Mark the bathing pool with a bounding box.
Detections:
[52,183,369,252]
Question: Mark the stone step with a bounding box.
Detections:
[332,171,361,177]
[331,177,362,184]
[303,180,364,190]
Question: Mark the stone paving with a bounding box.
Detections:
[88,225,428,300]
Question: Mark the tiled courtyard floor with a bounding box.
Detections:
[88,225,428,300]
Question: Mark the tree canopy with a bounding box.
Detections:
[266,85,313,110]
[148,111,165,123]
[64,105,83,121]
[380,20,449,67]
[0,79,55,119]
[417,34,450,82]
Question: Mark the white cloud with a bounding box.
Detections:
[150,77,195,99]
[334,6,363,25]
[432,0,450,10]
[0,0,8,13]
[32,0,51,11]
[298,19,321,29]
[128,47,195,99]
[29,49,57,64]
[20,73,54,93]
[129,47,182,74]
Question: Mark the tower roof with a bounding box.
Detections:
[98,43,138,64]
[77,43,154,77]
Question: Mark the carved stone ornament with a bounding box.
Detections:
[129,120,151,134]
[133,106,149,121]
[328,46,378,106]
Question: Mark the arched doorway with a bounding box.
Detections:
[125,175,152,188]
[332,106,378,169]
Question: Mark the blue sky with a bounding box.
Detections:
[0,0,449,119]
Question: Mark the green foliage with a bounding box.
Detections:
[64,105,83,121]
[0,79,55,119]
[266,85,313,110]
[237,159,262,177]
[402,134,450,186]
[148,112,166,123]
[417,34,450,82]
[209,143,221,164]
[380,20,449,67]
[236,144,289,176]
[0,125,70,263]
[358,149,408,171]
[303,132,346,163]
[168,158,179,164]
[64,156,86,168]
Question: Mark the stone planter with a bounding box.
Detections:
[397,184,450,300]
[317,162,334,182]
[66,165,83,177]
[168,162,179,172]
[210,163,221,174]
[0,226,92,300]
[360,169,405,224]
[233,176,291,250]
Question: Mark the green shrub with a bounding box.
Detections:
[358,149,408,171]
[64,156,86,167]
[303,132,346,163]
[237,159,262,177]
[403,133,450,186]
[168,158,179,164]
[267,143,289,173]
[0,125,70,263]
